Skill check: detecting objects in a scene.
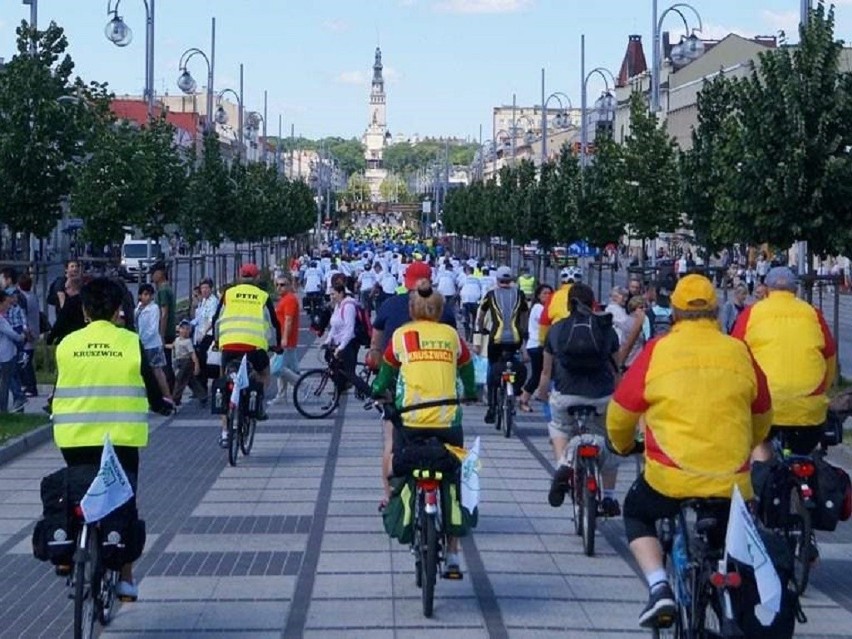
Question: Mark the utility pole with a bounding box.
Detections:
[22,0,37,55]
[796,0,811,275]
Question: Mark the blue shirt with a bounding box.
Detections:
[373,293,457,350]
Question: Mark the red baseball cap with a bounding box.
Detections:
[240,263,260,278]
[404,261,432,290]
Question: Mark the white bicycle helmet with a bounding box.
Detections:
[560,266,583,282]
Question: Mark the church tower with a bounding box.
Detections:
[362,47,389,201]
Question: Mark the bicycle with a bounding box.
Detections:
[293,347,374,419]
[653,498,741,639]
[69,503,119,639]
[493,356,517,439]
[566,405,605,556]
[222,358,259,467]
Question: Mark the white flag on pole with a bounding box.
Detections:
[461,436,481,512]
[80,435,134,524]
[229,354,250,409]
[725,484,782,625]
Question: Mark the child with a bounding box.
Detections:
[135,283,171,399]
[171,319,208,406]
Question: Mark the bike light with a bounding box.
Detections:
[801,485,813,500]
[418,480,441,493]
[726,572,742,589]
[710,572,726,588]
[501,373,515,383]
[791,461,815,478]
[578,444,599,459]
[73,505,84,520]
[586,476,598,493]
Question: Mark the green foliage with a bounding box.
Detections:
[379,174,413,203]
[272,136,366,175]
[342,173,371,203]
[181,132,234,248]
[384,140,479,176]
[578,137,625,248]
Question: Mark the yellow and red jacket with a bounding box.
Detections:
[607,319,772,500]
[731,291,836,428]
[538,282,572,343]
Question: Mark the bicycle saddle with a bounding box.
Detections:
[567,405,598,416]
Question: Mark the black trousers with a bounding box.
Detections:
[61,445,140,478]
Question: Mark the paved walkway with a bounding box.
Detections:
[2,338,852,637]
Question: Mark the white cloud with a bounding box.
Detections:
[336,70,367,85]
[384,66,402,84]
[322,19,349,33]
[433,0,533,14]
[698,22,750,41]
[760,10,799,36]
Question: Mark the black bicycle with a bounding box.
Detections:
[293,347,374,419]
[494,358,517,439]
[69,505,119,639]
[654,498,741,639]
[223,359,258,466]
[567,405,604,556]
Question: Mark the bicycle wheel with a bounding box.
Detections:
[788,488,813,595]
[227,411,239,467]
[503,390,514,439]
[73,527,97,639]
[582,478,597,557]
[98,569,118,626]
[240,415,257,456]
[421,511,438,618]
[293,369,340,419]
[572,465,584,537]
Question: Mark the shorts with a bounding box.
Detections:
[547,391,611,440]
[144,346,166,368]
[768,425,823,456]
[222,348,270,374]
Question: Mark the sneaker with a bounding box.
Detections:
[256,406,269,421]
[444,552,463,578]
[599,496,621,517]
[484,408,495,424]
[116,580,138,602]
[11,400,26,413]
[218,432,230,448]
[639,582,676,629]
[269,393,287,405]
[548,465,573,507]
[55,564,72,577]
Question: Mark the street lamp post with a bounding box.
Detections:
[213,64,245,159]
[105,0,155,117]
[579,34,617,168]
[177,18,215,132]
[651,1,704,112]
[22,0,37,55]
[540,68,573,166]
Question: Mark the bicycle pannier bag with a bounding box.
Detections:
[100,500,146,571]
[441,478,478,538]
[382,476,415,544]
[210,376,231,415]
[813,456,845,531]
[393,437,460,478]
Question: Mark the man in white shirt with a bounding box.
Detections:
[358,263,379,312]
[479,267,497,300]
[302,261,323,316]
[436,263,458,313]
[134,283,171,398]
[458,265,482,340]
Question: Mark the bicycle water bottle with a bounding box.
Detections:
[249,390,257,414]
[214,388,223,411]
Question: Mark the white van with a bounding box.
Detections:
[120,238,167,281]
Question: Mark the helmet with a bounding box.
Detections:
[560,266,583,282]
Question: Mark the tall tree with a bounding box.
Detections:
[578,136,626,249]
[619,92,681,246]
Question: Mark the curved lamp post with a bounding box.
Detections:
[177,19,215,133]
[213,64,244,158]
[540,68,574,165]
[651,1,704,112]
[105,0,154,116]
[579,34,618,168]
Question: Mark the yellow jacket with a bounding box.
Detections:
[731,291,836,427]
[607,319,772,499]
[538,282,571,343]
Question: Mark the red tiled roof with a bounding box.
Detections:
[109,99,200,139]
[617,35,648,88]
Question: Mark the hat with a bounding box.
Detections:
[404,261,432,290]
[240,263,260,278]
[765,266,798,290]
[178,319,192,328]
[671,274,717,311]
[495,266,514,282]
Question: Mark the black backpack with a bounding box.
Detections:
[557,310,611,372]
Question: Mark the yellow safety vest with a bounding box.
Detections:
[217,284,269,350]
[53,321,149,448]
[395,284,408,295]
[518,275,535,297]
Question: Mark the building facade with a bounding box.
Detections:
[362,47,389,201]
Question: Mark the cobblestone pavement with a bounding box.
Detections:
[2,337,852,637]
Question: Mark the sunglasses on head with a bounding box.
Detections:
[276,282,288,287]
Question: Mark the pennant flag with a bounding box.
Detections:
[725,484,782,625]
[461,436,481,512]
[80,435,134,523]
[230,354,250,409]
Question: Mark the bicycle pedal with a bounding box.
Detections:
[656,614,675,629]
[118,594,138,603]
[443,569,464,580]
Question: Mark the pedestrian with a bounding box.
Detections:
[151,262,176,390]
[17,274,40,397]
[170,320,208,406]
[134,283,171,400]
[47,259,80,315]
[47,277,85,345]
[271,275,301,404]
[519,284,553,412]
[192,277,218,387]
[1,267,29,410]
[719,284,748,335]
[0,290,26,413]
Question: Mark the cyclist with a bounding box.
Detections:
[301,260,324,317]
[731,266,837,461]
[457,265,482,340]
[212,263,281,445]
[52,277,173,602]
[533,283,621,514]
[474,266,529,425]
[538,266,581,342]
[606,274,772,629]
[371,278,478,574]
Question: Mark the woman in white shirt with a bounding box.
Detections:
[519,284,553,412]
[324,281,359,390]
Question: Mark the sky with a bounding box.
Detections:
[2,1,851,141]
